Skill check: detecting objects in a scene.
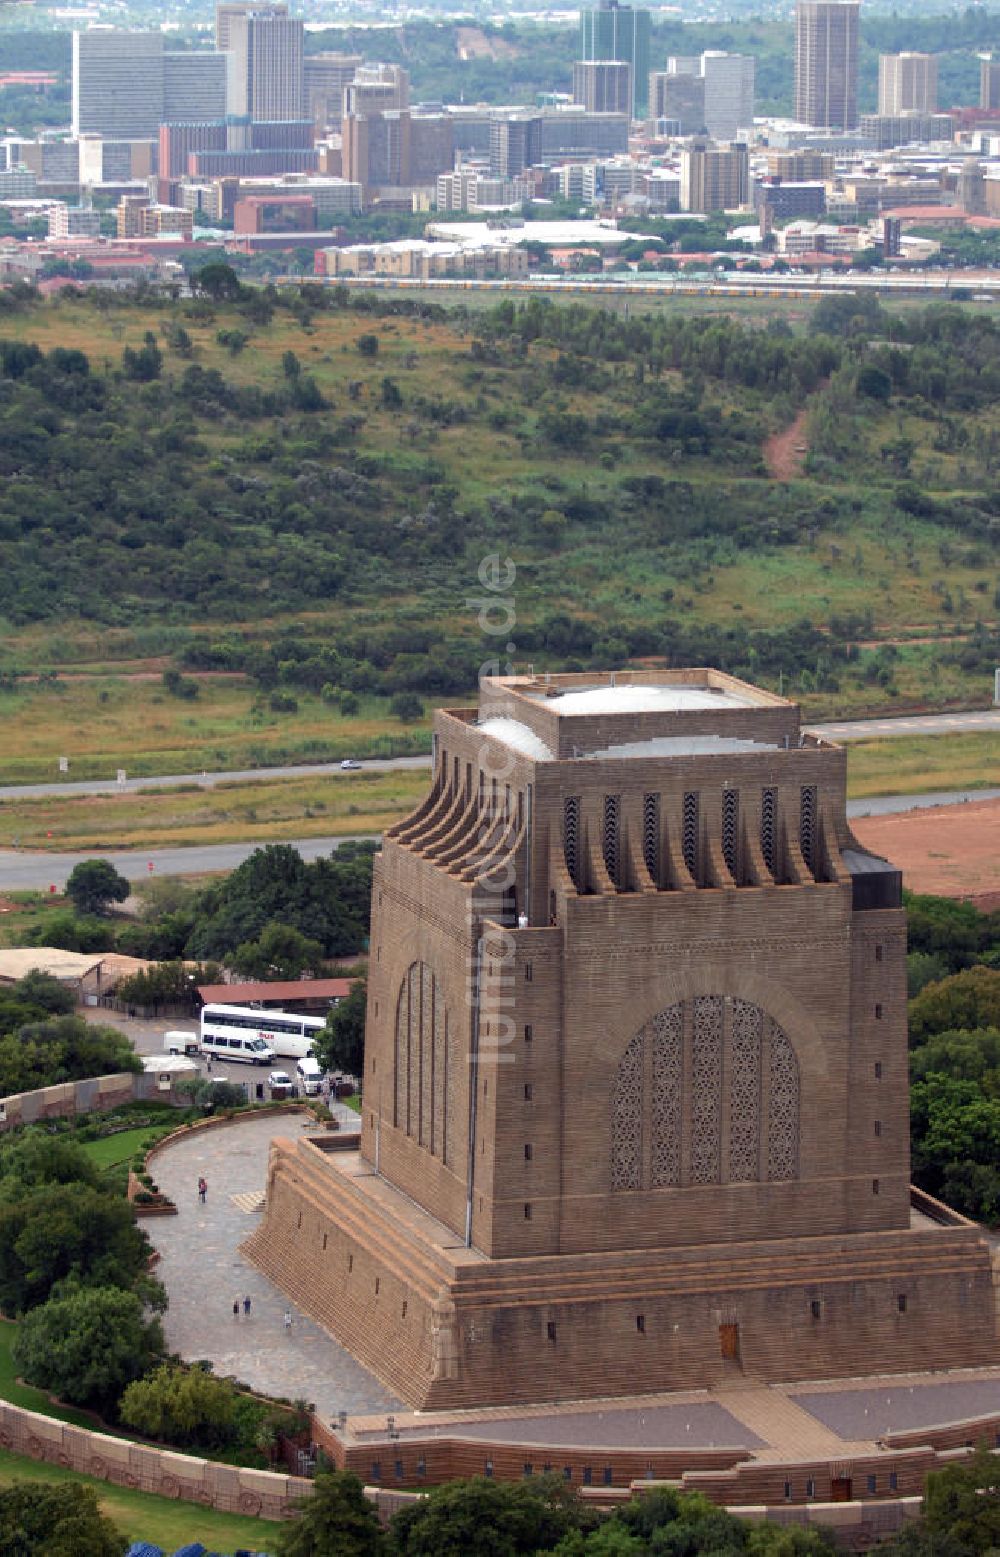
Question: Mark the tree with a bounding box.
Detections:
[119,1363,241,1449]
[194,262,242,300]
[357,333,379,357]
[909,967,1000,1042]
[923,1442,1000,1552]
[278,1469,385,1557]
[0,1015,141,1097]
[389,1475,588,1556]
[316,979,366,1078]
[0,1481,125,1557]
[0,1181,150,1314]
[390,691,424,723]
[232,920,325,980]
[0,1130,99,1198]
[12,1284,164,1414]
[65,858,130,917]
[9,969,74,1015]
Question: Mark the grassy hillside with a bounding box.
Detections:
[0,283,997,752]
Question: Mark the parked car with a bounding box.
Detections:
[268,1070,295,1098]
[340,758,362,770]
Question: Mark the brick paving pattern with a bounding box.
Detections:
[145,1112,401,1417]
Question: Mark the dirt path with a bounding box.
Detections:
[764,406,809,481]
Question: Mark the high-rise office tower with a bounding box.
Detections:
[72,30,165,137]
[73,30,227,138]
[794,1,860,129]
[980,56,1000,110]
[303,52,361,127]
[225,5,304,121]
[489,113,543,177]
[344,64,410,117]
[648,70,705,134]
[680,139,749,212]
[163,51,228,123]
[580,0,650,119]
[215,0,286,52]
[877,52,937,116]
[959,157,986,215]
[572,60,632,115]
[699,51,756,140]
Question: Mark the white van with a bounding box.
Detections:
[164,1030,199,1056]
[295,1056,324,1096]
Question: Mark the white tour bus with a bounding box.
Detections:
[199,1003,326,1064]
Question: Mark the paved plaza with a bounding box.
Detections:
[147,1111,1000,1457]
[145,1111,400,1418]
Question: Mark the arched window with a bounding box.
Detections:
[394,963,450,1165]
[611,998,800,1191]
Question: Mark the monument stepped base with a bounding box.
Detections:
[241,1136,1000,1412]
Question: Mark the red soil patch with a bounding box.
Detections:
[763,405,809,481]
[852,798,1000,906]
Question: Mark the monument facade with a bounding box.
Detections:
[246,671,997,1409]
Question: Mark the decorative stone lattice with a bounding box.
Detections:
[800,785,817,878]
[564,796,581,890]
[682,792,699,880]
[642,793,660,885]
[611,1032,643,1190]
[690,996,723,1184]
[767,1020,800,1180]
[760,787,777,878]
[611,999,799,1193]
[603,793,621,887]
[393,963,449,1160]
[722,790,739,881]
[729,999,762,1182]
[650,1005,683,1186]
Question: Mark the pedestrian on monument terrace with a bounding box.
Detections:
[233,1297,240,1320]
[198,1176,207,1204]
[243,1295,252,1318]
[283,1309,292,1332]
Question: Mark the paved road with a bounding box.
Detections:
[1,790,997,889]
[809,709,1000,742]
[0,835,373,891]
[0,754,431,801]
[848,788,1000,817]
[1,708,996,801]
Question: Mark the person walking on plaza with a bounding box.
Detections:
[243,1295,252,1319]
[283,1309,292,1333]
[198,1176,207,1204]
[233,1297,241,1320]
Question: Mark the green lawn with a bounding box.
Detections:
[77,1127,159,1170]
[0,1447,279,1553]
[342,1093,362,1114]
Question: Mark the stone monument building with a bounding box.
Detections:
[246,670,997,1410]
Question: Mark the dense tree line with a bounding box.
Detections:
[43,843,377,979]
[905,895,1000,1222]
[0,972,140,1096]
